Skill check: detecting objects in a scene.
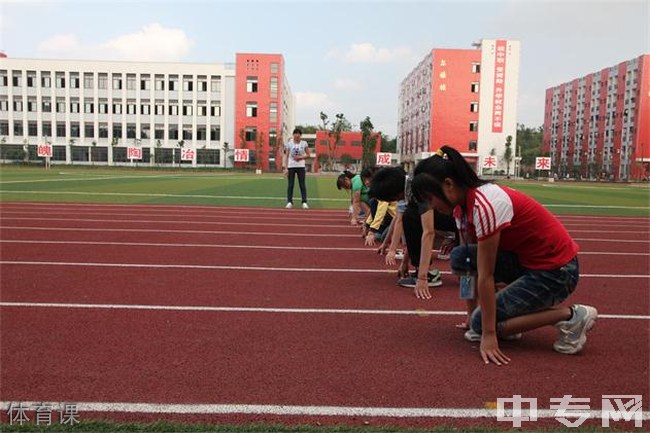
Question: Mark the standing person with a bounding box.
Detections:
[410,146,597,365]
[282,128,311,209]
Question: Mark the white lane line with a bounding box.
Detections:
[0,216,352,229]
[1,261,648,278]
[1,302,648,320]
[2,401,648,420]
[0,226,359,238]
[2,240,649,256]
[0,190,349,202]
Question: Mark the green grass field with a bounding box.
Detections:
[0,165,648,216]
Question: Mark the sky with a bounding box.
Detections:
[0,0,648,137]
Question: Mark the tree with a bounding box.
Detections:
[340,153,354,168]
[380,134,397,153]
[254,131,265,170]
[516,124,543,175]
[294,125,319,134]
[360,116,376,169]
[503,135,513,175]
[320,112,350,171]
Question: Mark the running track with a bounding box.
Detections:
[0,202,648,429]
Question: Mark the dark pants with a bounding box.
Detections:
[287,167,307,204]
[402,200,457,268]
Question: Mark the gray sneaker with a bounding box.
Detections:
[553,304,598,354]
[398,271,442,288]
[464,329,522,342]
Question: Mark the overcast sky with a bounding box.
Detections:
[1,0,648,137]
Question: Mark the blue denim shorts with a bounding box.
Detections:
[449,244,580,334]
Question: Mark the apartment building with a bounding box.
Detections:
[543,55,650,181]
[0,53,294,168]
[398,39,520,174]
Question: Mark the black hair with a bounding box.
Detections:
[368,167,406,201]
[336,170,355,190]
[411,145,488,205]
[292,128,302,135]
[360,166,377,180]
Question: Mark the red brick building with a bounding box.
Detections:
[543,54,650,181]
[313,130,381,171]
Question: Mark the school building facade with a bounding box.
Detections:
[398,39,521,175]
[0,53,294,169]
[543,54,650,181]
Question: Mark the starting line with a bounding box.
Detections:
[1,302,648,320]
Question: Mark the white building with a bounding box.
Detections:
[0,57,236,166]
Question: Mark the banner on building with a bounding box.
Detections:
[127,147,142,160]
[181,148,195,161]
[482,155,498,169]
[492,39,507,133]
[234,148,250,163]
[37,144,53,158]
[535,157,552,170]
[376,152,391,166]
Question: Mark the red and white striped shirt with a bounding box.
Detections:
[454,183,578,270]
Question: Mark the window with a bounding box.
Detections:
[155,75,165,91]
[98,74,108,89]
[126,74,136,91]
[155,101,165,115]
[168,75,178,91]
[84,99,94,114]
[169,102,179,116]
[70,99,80,113]
[70,74,80,89]
[141,124,150,139]
[0,72,7,87]
[269,102,277,123]
[183,76,193,91]
[245,127,257,141]
[14,121,23,136]
[127,100,137,115]
[98,99,108,114]
[13,98,23,112]
[270,77,278,99]
[210,76,221,92]
[84,123,94,138]
[0,98,7,112]
[470,82,479,93]
[197,77,208,92]
[27,98,37,112]
[472,63,481,73]
[0,121,8,136]
[99,123,108,138]
[182,101,193,116]
[56,98,66,113]
[12,71,22,87]
[197,104,207,117]
[246,102,258,117]
[112,74,122,90]
[210,126,221,141]
[70,122,80,138]
[84,73,94,89]
[469,121,478,132]
[42,122,52,138]
[182,125,192,140]
[112,123,122,139]
[470,102,479,113]
[141,74,150,91]
[197,126,207,141]
[26,73,36,87]
[28,121,38,136]
[246,77,258,93]
[270,62,279,74]
[210,103,221,117]
[56,122,66,137]
[56,72,65,88]
[154,124,164,139]
[469,140,477,151]
[126,123,136,139]
[113,100,122,115]
[168,125,179,140]
[141,101,151,115]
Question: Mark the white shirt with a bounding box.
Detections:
[284,140,308,169]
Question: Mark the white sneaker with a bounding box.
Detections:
[285,202,293,209]
[302,202,309,209]
[395,249,404,260]
[553,304,598,354]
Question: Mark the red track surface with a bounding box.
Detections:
[1,202,648,430]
